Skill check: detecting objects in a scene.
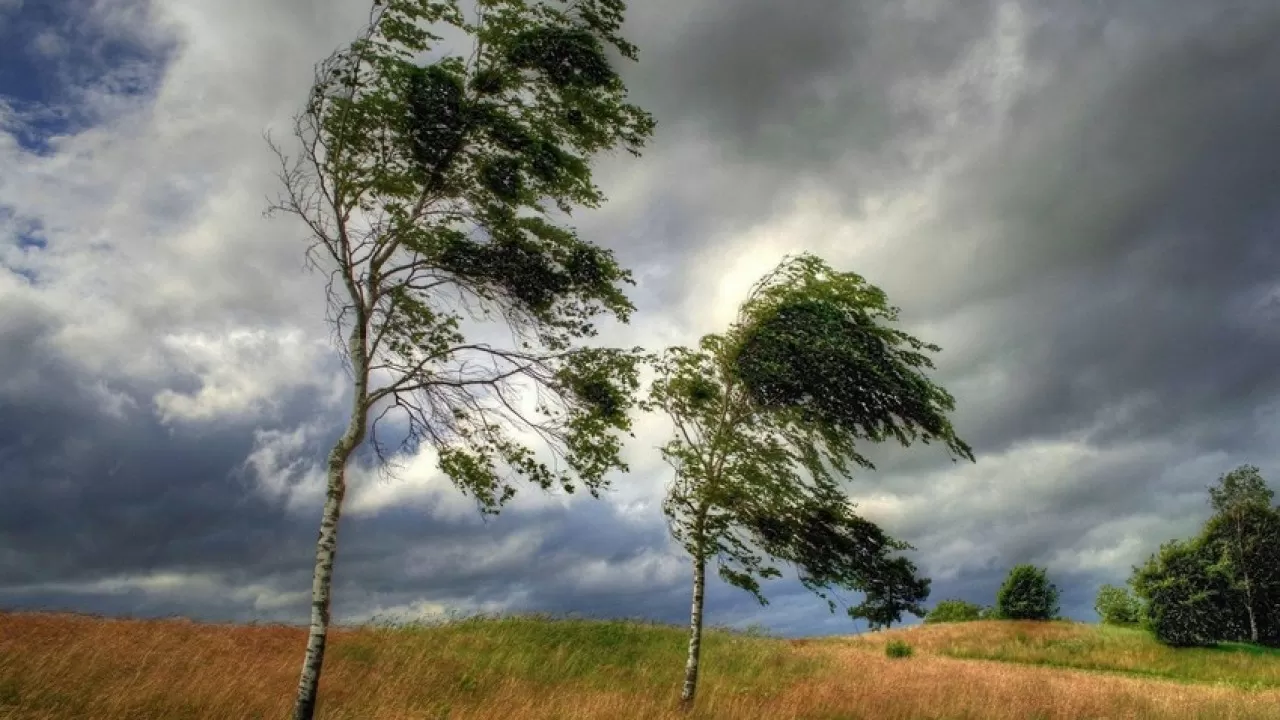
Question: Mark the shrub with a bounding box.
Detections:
[1094,584,1141,626]
[885,639,914,658]
[996,565,1060,621]
[924,599,983,624]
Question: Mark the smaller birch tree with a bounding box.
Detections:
[644,253,973,708]
[1206,464,1276,643]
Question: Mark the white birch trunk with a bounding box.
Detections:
[679,553,707,709]
[1245,579,1259,643]
[292,339,368,720]
[1235,514,1259,644]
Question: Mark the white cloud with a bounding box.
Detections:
[153,328,342,424]
[564,549,688,594]
[7,571,307,613]
[345,596,515,625]
[28,30,67,59]
[243,421,329,513]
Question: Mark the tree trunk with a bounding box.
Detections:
[292,345,368,720]
[1244,579,1254,640]
[679,553,707,710]
[1235,513,1260,644]
[1243,571,1259,643]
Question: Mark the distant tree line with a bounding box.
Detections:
[1121,465,1280,647]
[923,564,1062,625]
[921,466,1280,652]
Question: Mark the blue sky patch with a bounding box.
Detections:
[0,0,177,154]
[16,223,46,250]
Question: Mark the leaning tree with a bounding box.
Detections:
[266,1,654,717]
[643,253,974,708]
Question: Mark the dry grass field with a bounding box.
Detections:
[2,611,1278,719]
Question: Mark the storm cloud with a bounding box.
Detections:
[2,0,1279,634]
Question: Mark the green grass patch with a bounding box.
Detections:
[885,639,914,658]
[936,623,1280,690]
[366,614,824,696]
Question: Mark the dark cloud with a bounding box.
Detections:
[603,0,1006,274]
[634,0,995,164]
[0,310,693,625]
[923,3,1280,454]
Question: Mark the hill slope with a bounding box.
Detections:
[1,612,1278,719]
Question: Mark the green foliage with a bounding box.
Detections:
[924,599,983,624]
[1094,584,1142,626]
[848,555,931,630]
[1209,465,1274,516]
[884,639,914,658]
[644,254,972,619]
[729,254,974,466]
[1130,538,1235,647]
[996,565,1060,621]
[268,0,656,511]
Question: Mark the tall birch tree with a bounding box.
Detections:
[266,1,654,717]
[644,254,973,708]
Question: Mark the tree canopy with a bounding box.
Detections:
[1094,584,1141,626]
[270,0,657,512]
[924,598,984,624]
[995,564,1060,621]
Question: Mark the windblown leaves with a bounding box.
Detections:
[647,253,973,630]
[271,0,655,513]
[730,255,974,462]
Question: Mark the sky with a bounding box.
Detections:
[1,0,1279,637]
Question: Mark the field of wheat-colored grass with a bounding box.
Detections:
[2,611,1278,719]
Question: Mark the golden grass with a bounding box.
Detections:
[1,611,1278,719]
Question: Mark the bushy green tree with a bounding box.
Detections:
[1130,538,1236,647]
[996,565,1060,621]
[645,253,973,707]
[1094,584,1141,626]
[924,598,983,624]
[268,1,654,717]
[849,555,932,630]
